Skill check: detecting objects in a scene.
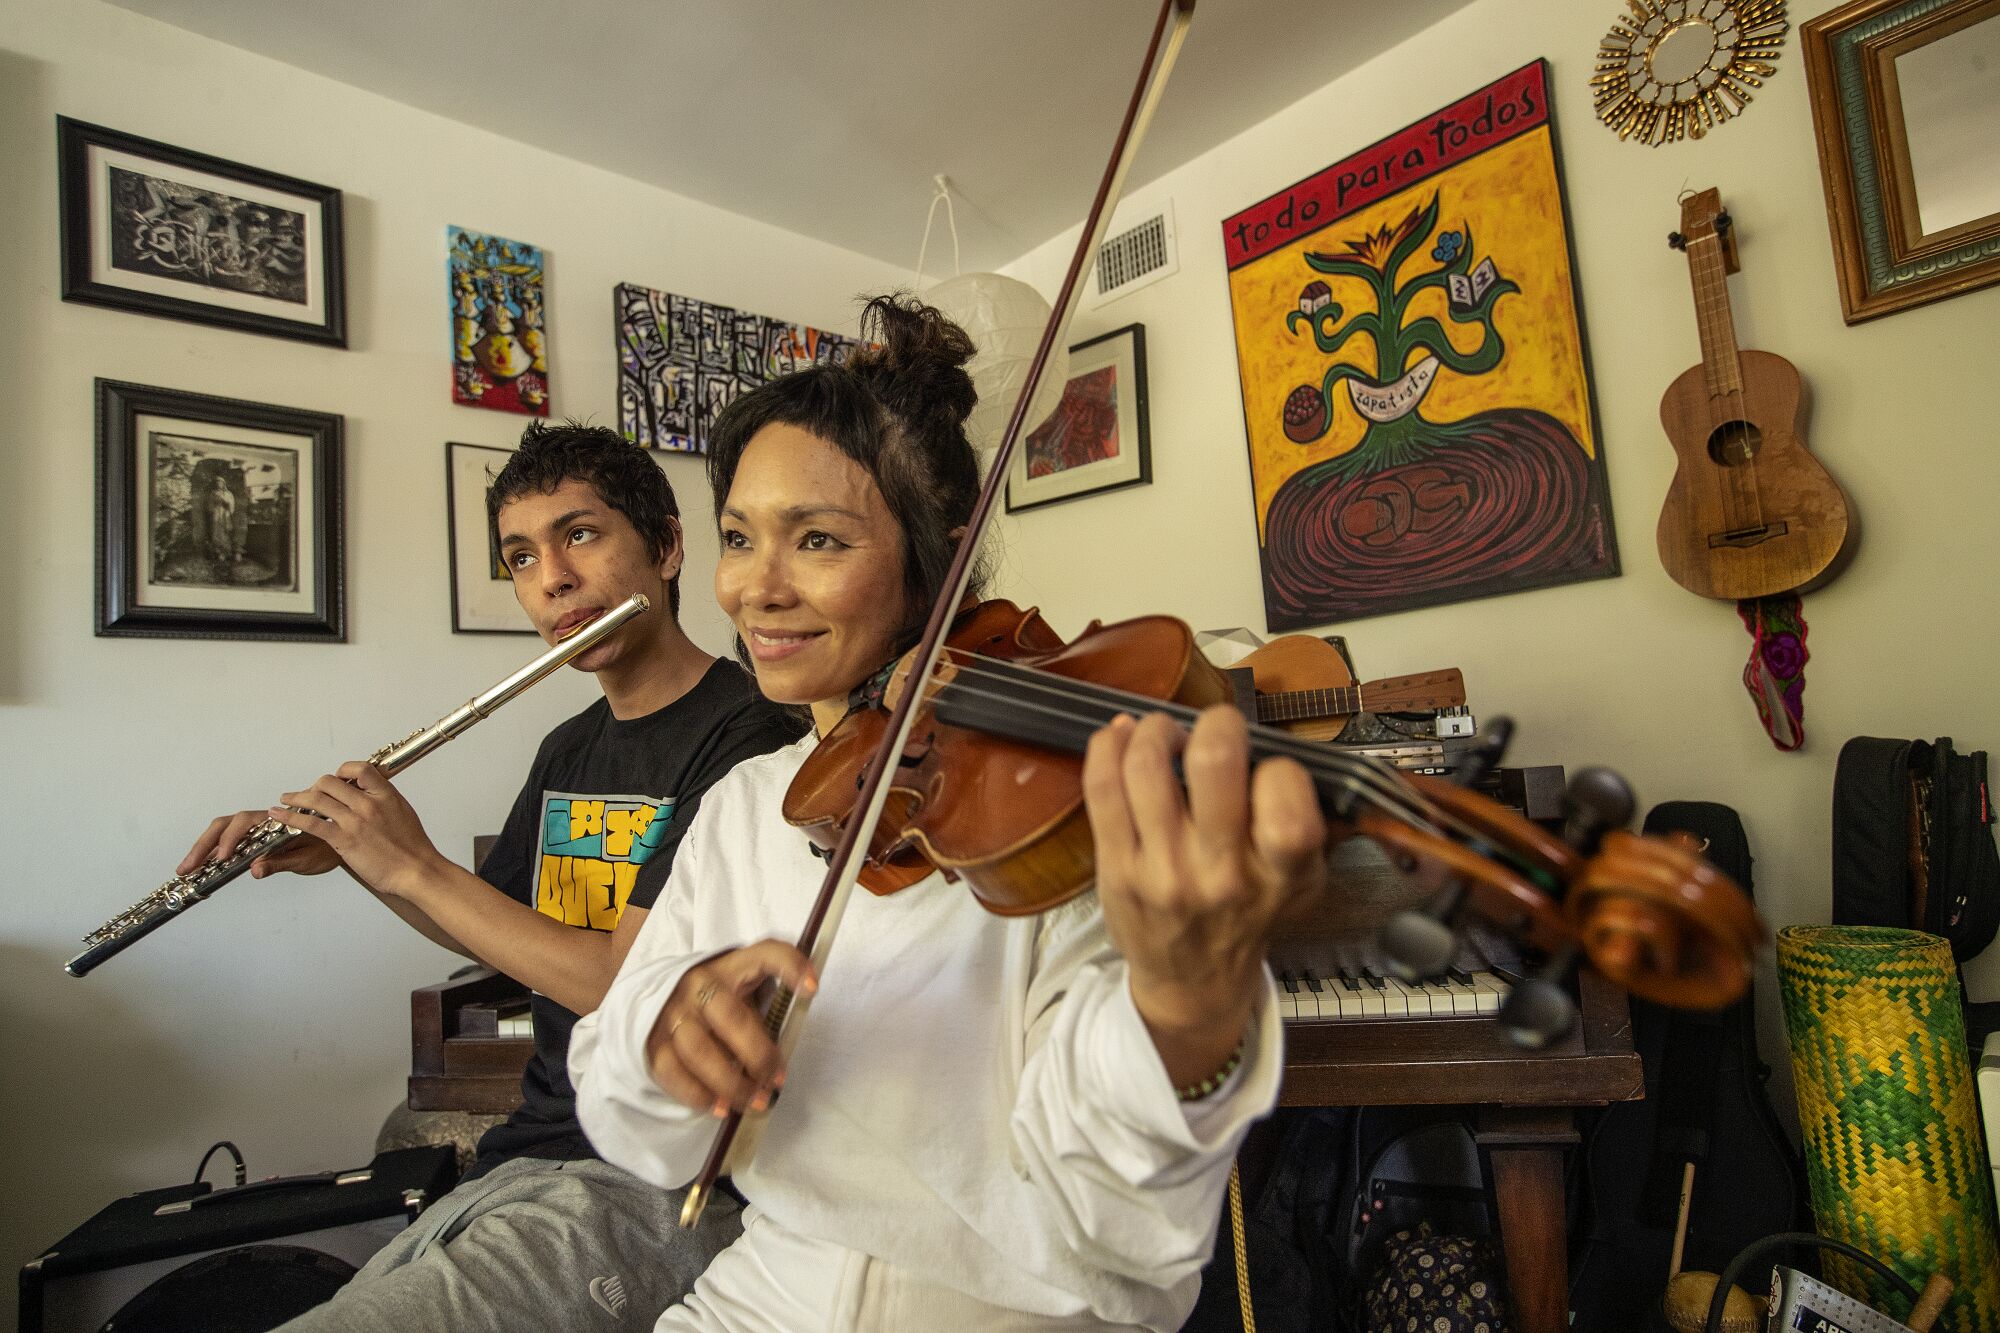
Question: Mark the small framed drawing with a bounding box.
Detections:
[1803,0,2000,322]
[97,380,345,641]
[1005,323,1151,513]
[446,441,533,633]
[59,117,346,345]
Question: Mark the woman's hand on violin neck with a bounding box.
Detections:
[644,940,817,1119]
[1083,706,1327,1084]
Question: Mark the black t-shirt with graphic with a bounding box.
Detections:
[465,659,804,1177]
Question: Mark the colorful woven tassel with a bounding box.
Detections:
[1739,593,1808,751]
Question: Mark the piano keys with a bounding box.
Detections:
[1276,963,1507,1021]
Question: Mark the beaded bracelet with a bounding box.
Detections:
[1175,1041,1245,1102]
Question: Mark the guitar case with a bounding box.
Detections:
[1568,801,1809,1331]
[1833,735,2000,1055]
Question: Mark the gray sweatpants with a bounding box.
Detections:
[277,1155,743,1332]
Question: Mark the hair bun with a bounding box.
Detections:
[853,294,979,431]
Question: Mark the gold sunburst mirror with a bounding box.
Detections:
[1592,0,1789,145]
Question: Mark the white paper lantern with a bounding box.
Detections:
[924,272,1070,457]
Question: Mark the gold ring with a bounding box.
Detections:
[695,981,717,1010]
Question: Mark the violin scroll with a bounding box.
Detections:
[1566,830,1763,1010]
[1364,764,1761,1029]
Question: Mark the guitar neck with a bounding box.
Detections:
[1256,683,1364,723]
[1686,227,1743,399]
[1255,669,1466,724]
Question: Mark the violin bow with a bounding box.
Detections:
[679,0,1198,1227]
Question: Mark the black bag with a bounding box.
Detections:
[1182,1108,1357,1333]
[1569,801,1808,1332]
[1833,736,2000,964]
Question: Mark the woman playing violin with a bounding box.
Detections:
[571,295,1330,1331]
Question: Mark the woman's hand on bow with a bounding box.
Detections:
[644,940,818,1117]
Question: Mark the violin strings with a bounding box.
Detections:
[926,648,1451,832]
[919,648,1498,852]
[921,657,1542,883]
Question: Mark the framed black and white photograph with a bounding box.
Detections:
[97,379,344,641]
[59,117,347,345]
[1005,323,1152,513]
[447,441,533,634]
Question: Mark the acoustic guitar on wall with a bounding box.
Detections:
[1236,634,1465,742]
[1657,189,1853,601]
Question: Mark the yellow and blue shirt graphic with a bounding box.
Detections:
[534,790,674,932]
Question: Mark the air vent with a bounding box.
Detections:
[1093,203,1177,303]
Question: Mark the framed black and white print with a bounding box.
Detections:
[447,441,533,633]
[1005,323,1151,513]
[97,380,345,641]
[59,118,347,345]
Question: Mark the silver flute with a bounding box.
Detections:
[67,594,650,977]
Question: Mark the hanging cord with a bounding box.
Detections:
[1228,1160,1257,1332]
[193,1139,246,1188]
[914,173,962,288]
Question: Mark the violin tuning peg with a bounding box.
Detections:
[1497,947,1579,1049]
[1561,767,1636,856]
[1379,881,1466,980]
[1455,717,1513,788]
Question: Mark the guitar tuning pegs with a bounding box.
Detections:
[1561,767,1636,856]
[1497,945,1579,1049]
[1380,880,1466,981]
[1714,212,1733,235]
[1667,231,1687,251]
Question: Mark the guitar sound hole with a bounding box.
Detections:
[1706,420,1763,466]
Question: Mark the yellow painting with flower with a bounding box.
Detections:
[1223,61,1617,629]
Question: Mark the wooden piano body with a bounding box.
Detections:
[409,836,538,1114]
[409,966,535,1114]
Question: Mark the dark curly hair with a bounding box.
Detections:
[487,419,681,617]
[704,294,986,646]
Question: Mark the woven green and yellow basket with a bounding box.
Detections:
[1777,925,2000,1332]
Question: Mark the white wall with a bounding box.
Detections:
[998,0,1999,1118]
[0,0,907,1300]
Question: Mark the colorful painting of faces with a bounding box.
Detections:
[449,227,550,416]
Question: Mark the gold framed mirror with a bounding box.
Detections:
[1592,0,1790,145]
[1804,0,2000,321]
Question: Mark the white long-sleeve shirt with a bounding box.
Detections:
[571,735,1283,1330]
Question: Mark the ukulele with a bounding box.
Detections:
[1236,635,1465,741]
[1657,190,1852,601]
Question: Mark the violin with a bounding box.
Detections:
[787,599,1761,1016]
[677,0,1763,1228]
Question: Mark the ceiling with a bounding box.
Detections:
[106,0,1474,271]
